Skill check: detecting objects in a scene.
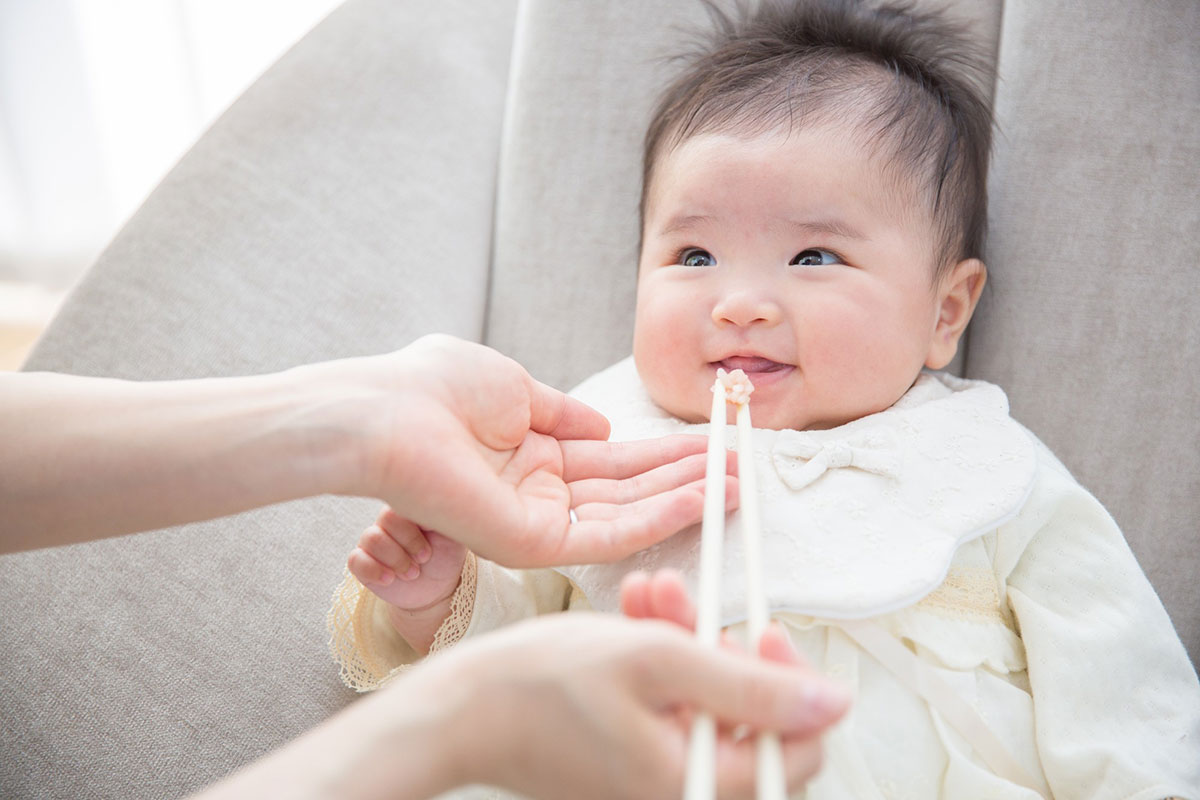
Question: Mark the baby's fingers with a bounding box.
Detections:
[620,569,697,631]
[347,546,398,587]
[758,621,808,667]
[357,522,419,581]
[620,571,653,619]
[378,508,434,565]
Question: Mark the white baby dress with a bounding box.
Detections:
[329,358,1200,799]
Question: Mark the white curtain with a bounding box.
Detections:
[0,0,344,299]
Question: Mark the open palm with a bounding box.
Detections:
[364,336,736,568]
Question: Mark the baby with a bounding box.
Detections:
[328,0,1200,797]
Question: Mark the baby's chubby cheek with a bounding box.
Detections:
[632,322,707,424]
[646,375,700,423]
[632,338,679,415]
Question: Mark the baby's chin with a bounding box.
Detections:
[649,393,709,425]
[634,381,704,425]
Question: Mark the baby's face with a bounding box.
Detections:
[634,128,952,430]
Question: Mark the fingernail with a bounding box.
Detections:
[377,570,394,586]
[401,564,421,581]
[415,546,432,564]
[803,682,851,718]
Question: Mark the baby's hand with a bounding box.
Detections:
[620,569,696,631]
[347,506,467,612]
[621,569,804,665]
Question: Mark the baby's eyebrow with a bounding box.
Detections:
[781,217,868,241]
[658,214,714,236]
[657,213,868,241]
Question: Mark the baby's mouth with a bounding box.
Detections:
[712,356,791,374]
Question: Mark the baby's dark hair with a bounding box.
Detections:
[641,0,994,276]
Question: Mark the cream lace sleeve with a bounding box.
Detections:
[426,551,480,654]
[326,552,479,692]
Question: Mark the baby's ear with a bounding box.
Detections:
[926,258,987,370]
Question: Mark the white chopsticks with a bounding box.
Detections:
[684,369,787,800]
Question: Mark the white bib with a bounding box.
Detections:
[555,358,1038,623]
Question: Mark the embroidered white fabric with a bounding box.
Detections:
[556,357,1039,621]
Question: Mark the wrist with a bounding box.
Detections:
[386,587,458,655]
[403,640,509,793]
[340,671,472,800]
[275,356,400,499]
[381,653,479,796]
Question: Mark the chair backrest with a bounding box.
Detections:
[3,1,1195,797]
[969,0,1199,662]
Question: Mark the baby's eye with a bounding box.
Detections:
[790,248,842,267]
[678,248,717,267]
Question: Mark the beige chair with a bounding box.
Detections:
[2,1,1195,796]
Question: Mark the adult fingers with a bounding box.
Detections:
[561,435,724,482]
[572,475,737,526]
[776,734,829,792]
[713,733,827,798]
[553,486,700,564]
[568,451,729,507]
[560,477,737,564]
[654,641,850,739]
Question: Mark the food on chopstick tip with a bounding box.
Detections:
[714,367,754,405]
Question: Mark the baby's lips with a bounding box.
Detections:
[716,356,786,373]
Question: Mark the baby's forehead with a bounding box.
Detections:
[647,125,937,232]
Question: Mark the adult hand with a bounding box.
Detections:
[621,569,840,791]
[1,334,732,560]
[200,612,848,800]
[337,334,734,567]
[422,613,846,799]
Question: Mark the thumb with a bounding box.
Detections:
[525,374,611,441]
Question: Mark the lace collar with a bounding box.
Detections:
[555,357,1038,622]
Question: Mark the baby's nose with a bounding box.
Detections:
[712,290,783,327]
